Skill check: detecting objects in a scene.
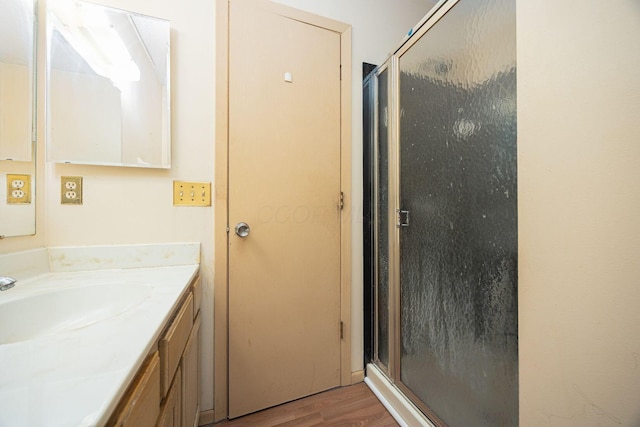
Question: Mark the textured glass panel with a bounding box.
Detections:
[398,0,517,426]
[376,68,390,368]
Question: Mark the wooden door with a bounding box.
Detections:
[227,0,343,418]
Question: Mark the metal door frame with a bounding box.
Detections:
[372,61,391,377]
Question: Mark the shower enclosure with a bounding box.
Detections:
[368,0,517,425]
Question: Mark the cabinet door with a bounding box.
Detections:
[160,292,194,395]
[157,366,182,427]
[110,352,160,427]
[182,313,201,427]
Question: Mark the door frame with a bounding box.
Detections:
[214,0,352,421]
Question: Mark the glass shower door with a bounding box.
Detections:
[396,0,518,425]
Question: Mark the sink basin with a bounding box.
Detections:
[0,284,151,344]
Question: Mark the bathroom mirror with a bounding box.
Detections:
[0,0,36,239]
[0,0,35,162]
[46,0,170,168]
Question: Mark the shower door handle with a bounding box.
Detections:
[397,210,410,228]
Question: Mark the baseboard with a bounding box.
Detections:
[351,369,365,384]
[365,364,434,427]
[198,409,215,426]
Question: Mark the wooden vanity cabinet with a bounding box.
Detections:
[107,275,201,427]
[110,352,161,427]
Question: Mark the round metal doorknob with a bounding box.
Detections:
[235,222,250,238]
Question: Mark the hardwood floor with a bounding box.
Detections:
[210,383,399,427]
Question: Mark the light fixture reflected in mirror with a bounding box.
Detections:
[46,0,170,168]
[49,1,141,87]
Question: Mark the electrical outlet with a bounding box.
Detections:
[6,174,31,204]
[61,176,83,205]
[173,181,211,206]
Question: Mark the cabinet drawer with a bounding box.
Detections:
[109,352,160,427]
[160,292,194,396]
[192,276,202,319]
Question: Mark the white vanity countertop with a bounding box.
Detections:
[0,264,199,427]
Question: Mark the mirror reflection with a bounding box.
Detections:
[0,0,36,239]
[46,0,170,168]
[0,0,34,162]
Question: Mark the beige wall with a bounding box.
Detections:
[518,1,640,425]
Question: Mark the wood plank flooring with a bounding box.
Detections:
[211,383,399,427]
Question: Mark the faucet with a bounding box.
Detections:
[0,276,16,291]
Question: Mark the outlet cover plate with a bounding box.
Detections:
[6,174,31,204]
[61,176,83,205]
[173,181,211,206]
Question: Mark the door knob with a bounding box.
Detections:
[235,222,250,237]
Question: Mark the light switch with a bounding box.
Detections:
[173,181,211,206]
[284,72,293,83]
